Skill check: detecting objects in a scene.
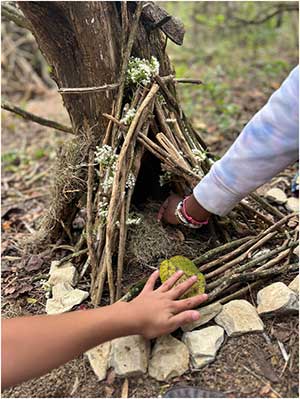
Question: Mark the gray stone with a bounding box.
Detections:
[288,275,299,295]
[148,335,189,381]
[215,299,264,336]
[257,282,299,316]
[285,197,299,213]
[109,335,149,377]
[48,261,77,286]
[181,302,223,332]
[86,342,111,381]
[182,326,224,368]
[46,288,89,314]
[265,188,287,204]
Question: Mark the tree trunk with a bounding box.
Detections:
[18,1,182,246]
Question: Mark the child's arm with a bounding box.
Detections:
[2,270,207,389]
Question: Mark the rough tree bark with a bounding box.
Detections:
[17,1,182,245]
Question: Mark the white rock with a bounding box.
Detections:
[215,299,264,336]
[148,335,189,381]
[52,282,73,298]
[48,261,77,286]
[257,282,299,316]
[288,275,299,294]
[293,245,299,257]
[86,342,111,381]
[181,302,222,332]
[110,335,149,377]
[46,288,89,314]
[285,197,299,213]
[182,326,224,368]
[265,188,287,204]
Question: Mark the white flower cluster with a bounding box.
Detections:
[126,215,142,226]
[126,56,160,86]
[192,148,207,162]
[159,171,172,187]
[95,144,117,167]
[98,198,109,222]
[126,172,136,189]
[121,108,136,126]
[192,165,204,178]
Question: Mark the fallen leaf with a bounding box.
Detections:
[2,221,12,231]
[24,255,44,272]
[26,297,38,304]
[106,368,116,385]
[121,378,129,398]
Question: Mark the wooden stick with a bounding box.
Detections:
[200,213,296,274]
[1,100,73,134]
[86,142,98,288]
[240,200,274,226]
[207,241,298,290]
[208,263,297,302]
[58,83,119,94]
[194,236,253,266]
[205,231,277,281]
[250,193,285,218]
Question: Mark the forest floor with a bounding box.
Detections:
[2,69,299,398]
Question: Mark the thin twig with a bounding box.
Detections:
[1,100,73,134]
[58,83,119,94]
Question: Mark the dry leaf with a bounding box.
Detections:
[106,368,116,385]
[26,297,38,304]
[104,386,114,397]
[2,221,12,231]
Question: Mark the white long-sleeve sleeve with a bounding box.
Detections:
[193,65,299,216]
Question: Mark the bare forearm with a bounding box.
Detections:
[2,302,135,388]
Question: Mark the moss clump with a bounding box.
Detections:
[159,255,205,299]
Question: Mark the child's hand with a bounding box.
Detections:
[129,270,208,339]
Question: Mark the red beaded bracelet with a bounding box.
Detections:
[182,197,209,226]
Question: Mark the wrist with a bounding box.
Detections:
[109,301,141,336]
[185,195,211,221]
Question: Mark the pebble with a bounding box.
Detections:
[181,302,222,332]
[45,288,89,314]
[109,335,149,377]
[148,335,189,381]
[265,188,287,204]
[288,275,299,295]
[257,282,299,316]
[182,326,224,368]
[215,299,264,336]
[86,342,111,381]
[285,197,299,213]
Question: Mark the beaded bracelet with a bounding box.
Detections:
[182,197,209,226]
[175,201,204,229]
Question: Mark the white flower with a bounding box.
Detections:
[121,108,136,126]
[126,56,160,87]
[95,144,117,167]
[126,172,136,189]
[159,171,172,187]
[192,148,207,162]
[98,198,109,222]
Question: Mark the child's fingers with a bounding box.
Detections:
[173,293,208,313]
[142,270,160,292]
[170,310,200,329]
[168,275,198,299]
[157,198,168,222]
[157,270,184,292]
